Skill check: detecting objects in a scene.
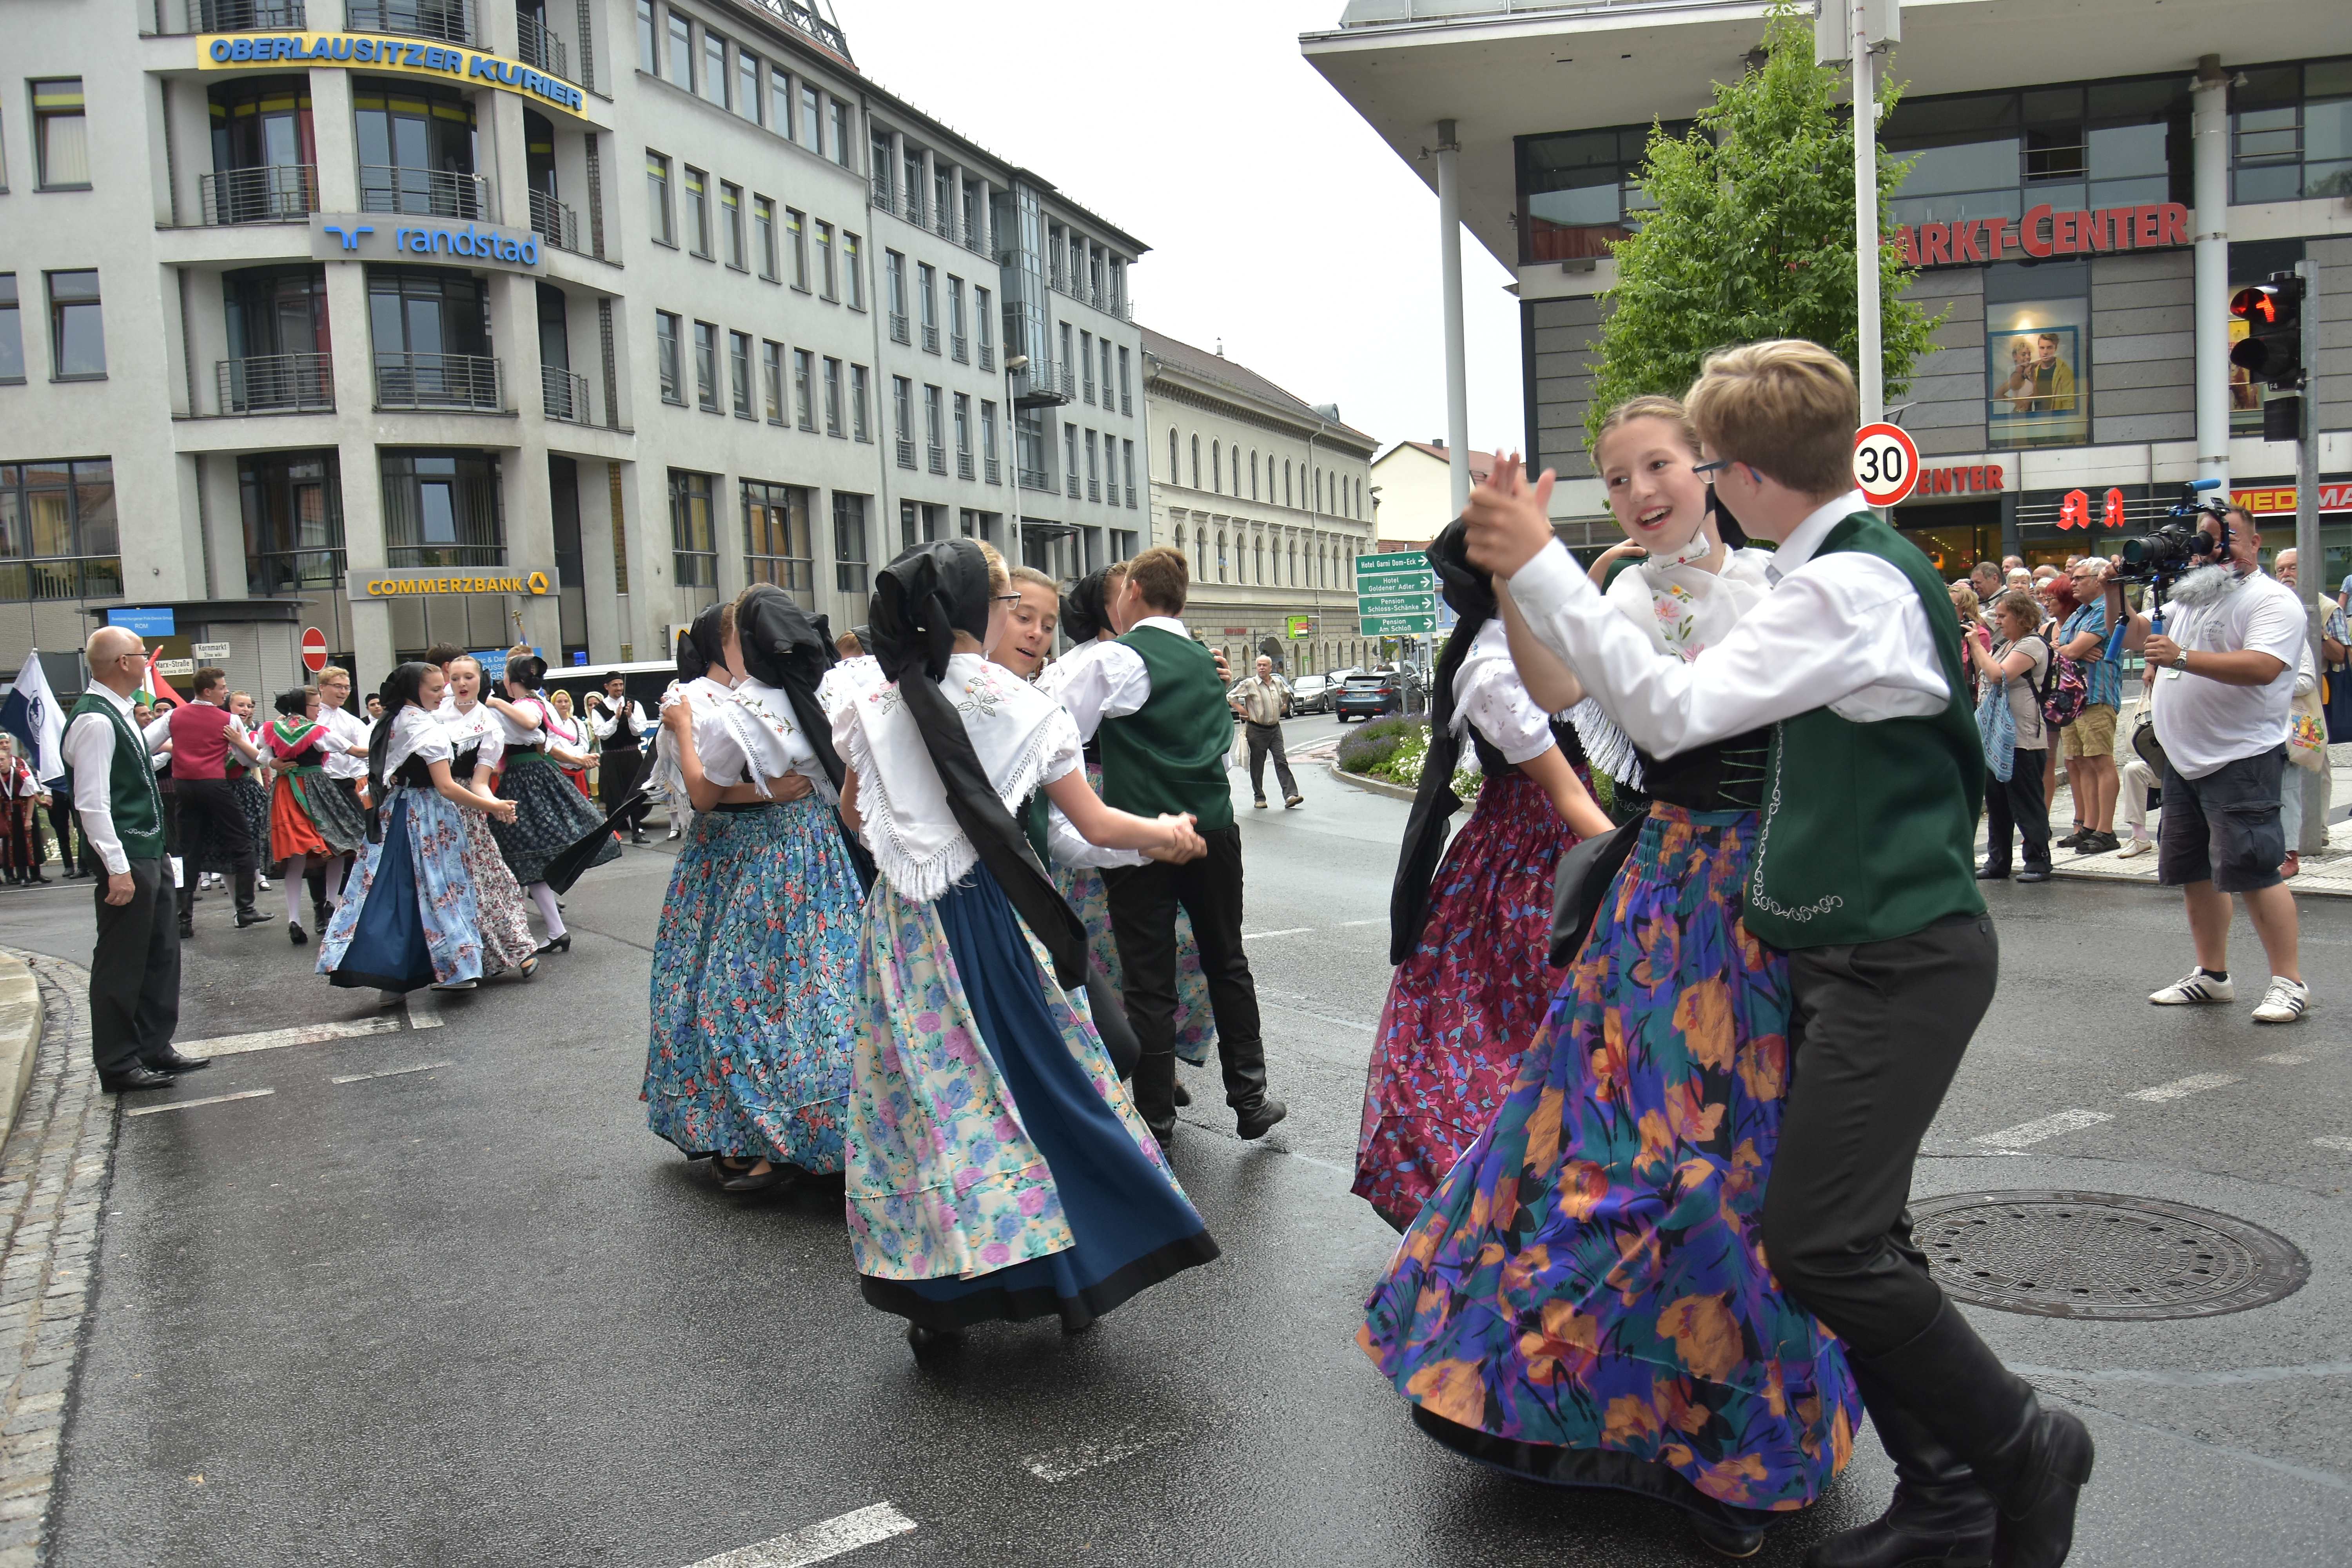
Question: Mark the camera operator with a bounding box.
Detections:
[2105,504,2308,1023]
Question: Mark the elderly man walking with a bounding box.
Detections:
[1229,655,1302,810]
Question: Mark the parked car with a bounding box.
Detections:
[1290,674,1333,715]
[1334,670,1405,722]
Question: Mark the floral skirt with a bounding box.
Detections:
[1359,804,1858,1525]
[195,773,274,875]
[641,800,865,1169]
[459,799,539,976]
[847,866,1218,1333]
[271,767,365,864]
[1354,771,1580,1228]
[317,787,485,992]
[1056,762,1217,1065]
[490,752,621,887]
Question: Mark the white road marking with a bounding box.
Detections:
[178,1017,405,1057]
[331,1060,452,1085]
[1023,1425,1177,1482]
[1339,918,1385,927]
[2315,1137,2352,1152]
[2014,1359,2352,1387]
[682,1504,916,1568]
[123,1089,276,1117]
[1242,927,1312,940]
[2257,1053,2309,1065]
[2127,1073,2243,1102]
[1972,1109,2113,1147]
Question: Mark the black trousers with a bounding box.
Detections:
[600,744,648,831]
[1245,721,1298,803]
[48,799,77,873]
[1981,748,2049,871]
[174,777,256,916]
[1104,824,1269,1131]
[89,855,181,1078]
[1759,911,1999,1358]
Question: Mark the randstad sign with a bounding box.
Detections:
[347,568,558,599]
[198,33,602,124]
[312,213,542,272]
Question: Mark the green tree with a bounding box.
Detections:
[1584,2,1941,443]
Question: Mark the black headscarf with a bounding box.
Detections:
[867,540,1088,988]
[1388,519,1494,965]
[675,603,729,682]
[736,584,846,791]
[1060,567,1112,644]
[363,662,434,843]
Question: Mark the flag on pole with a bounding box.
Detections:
[0,650,67,783]
[143,649,185,710]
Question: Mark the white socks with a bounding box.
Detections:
[285,863,307,926]
[323,857,346,906]
[529,882,564,938]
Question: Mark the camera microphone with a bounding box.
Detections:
[2185,478,2223,492]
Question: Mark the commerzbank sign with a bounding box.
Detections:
[199,33,604,125]
[348,567,558,599]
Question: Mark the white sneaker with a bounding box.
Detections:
[2116,836,2152,859]
[2150,968,2235,1005]
[2252,976,2309,1024]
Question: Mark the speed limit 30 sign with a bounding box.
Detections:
[1853,422,1920,507]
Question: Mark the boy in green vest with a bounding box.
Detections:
[1055,546,1285,1147]
[1465,341,2092,1568]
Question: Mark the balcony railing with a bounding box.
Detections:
[744,0,848,58]
[927,446,946,476]
[182,0,307,30]
[1064,475,1080,500]
[933,211,951,239]
[957,451,974,480]
[528,188,579,253]
[950,334,969,365]
[894,437,915,470]
[1018,465,1053,492]
[1087,478,1100,503]
[921,324,939,354]
[1125,484,1136,508]
[514,9,569,81]
[1120,393,1132,416]
[359,165,494,221]
[1014,363,1074,407]
[984,457,1001,485]
[963,220,987,255]
[902,195,924,228]
[345,0,474,44]
[979,344,995,373]
[374,352,504,412]
[200,164,317,225]
[870,175,892,208]
[1083,381,1096,405]
[217,353,335,415]
[541,363,590,424]
[888,312,911,346]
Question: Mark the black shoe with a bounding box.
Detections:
[906,1323,965,1365]
[313,904,331,932]
[1690,1514,1768,1559]
[534,932,572,955]
[2083,830,2120,853]
[27,875,47,886]
[1235,1096,1288,1140]
[1809,1374,1997,1568]
[1975,864,2010,880]
[235,908,270,929]
[631,830,648,845]
[720,1160,796,1194]
[147,1050,212,1073]
[1172,1080,1191,1108]
[2015,865,2052,884]
[2053,828,2085,849]
[100,1065,175,1093]
[178,921,194,940]
[288,920,308,945]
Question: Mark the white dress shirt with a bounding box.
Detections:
[589,698,653,745]
[1039,615,1189,742]
[1507,489,1949,760]
[1452,617,1558,765]
[64,684,173,876]
[318,703,370,779]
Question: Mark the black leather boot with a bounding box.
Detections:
[1808,1370,1996,1568]
[1855,1302,2094,1568]
[1131,1048,1177,1145]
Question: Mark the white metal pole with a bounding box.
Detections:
[2294,258,2323,853]
[1435,120,1471,515]
[2192,56,2232,495]
[1853,10,1882,430]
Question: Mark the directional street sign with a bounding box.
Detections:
[1356,550,1438,637]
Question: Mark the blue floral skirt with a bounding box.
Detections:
[318,787,485,992]
[1359,805,1859,1526]
[642,799,865,1169]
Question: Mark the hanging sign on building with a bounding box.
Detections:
[313,214,544,272]
[197,34,605,125]
[347,568,558,600]
[2232,483,2352,515]
[1898,202,2189,269]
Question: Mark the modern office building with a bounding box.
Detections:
[0,0,1146,700]
[1305,0,2348,582]
[1143,328,1377,677]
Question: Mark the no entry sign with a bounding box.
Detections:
[1853,423,1920,508]
[301,627,329,673]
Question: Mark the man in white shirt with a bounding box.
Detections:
[309,666,372,927]
[63,627,211,1091]
[1227,655,1301,809]
[587,674,654,843]
[2103,505,2307,1023]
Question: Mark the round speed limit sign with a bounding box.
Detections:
[1853,422,1920,507]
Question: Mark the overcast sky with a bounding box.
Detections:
[843,0,1525,457]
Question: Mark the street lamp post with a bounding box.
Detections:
[1004,353,1029,568]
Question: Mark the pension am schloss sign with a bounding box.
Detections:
[198,33,598,123]
[314,214,543,271]
[1897,201,2189,269]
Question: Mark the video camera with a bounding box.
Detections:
[2110,479,2230,590]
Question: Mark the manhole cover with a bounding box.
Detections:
[1911,1191,2308,1320]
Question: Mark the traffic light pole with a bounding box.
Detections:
[2293,258,2323,855]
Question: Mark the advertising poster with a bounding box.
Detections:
[1987,310,2089,446]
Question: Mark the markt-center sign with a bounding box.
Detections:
[1898,201,2188,269]
[347,567,558,599]
[199,32,609,128]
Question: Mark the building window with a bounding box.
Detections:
[1016,407,1049,490]
[665,10,692,91]
[743,480,815,604]
[635,0,656,75]
[693,319,718,411]
[800,85,822,156]
[850,365,871,441]
[976,285,994,368]
[1123,440,1137,509]
[46,270,103,380]
[2233,61,2352,203]
[1212,440,1221,494]
[842,232,864,310]
[959,509,997,544]
[1111,528,1136,560]
[753,195,778,279]
[771,69,793,140]
[1190,435,1200,489]
[830,102,851,167]
[1100,339,1115,414]
[702,31,728,108]
[1064,423,1081,498]
[893,376,914,468]
[655,310,682,403]
[738,48,761,123]
[729,329,753,418]
[900,501,944,549]
[823,357,843,436]
[668,468,717,586]
[33,79,89,189]
[886,250,909,342]
[683,166,711,257]
[381,450,502,569]
[0,277,22,383]
[792,348,814,430]
[947,277,967,363]
[981,399,1000,484]
[918,262,939,352]
[925,384,946,474]
[761,339,784,423]
[1216,530,1228,584]
[1085,429,1100,501]
[833,492,869,595]
[646,151,673,246]
[720,181,745,269]
[1284,459,1292,507]
[1080,330,1095,403]
[0,458,120,600]
[1985,259,2090,448]
[954,392,973,478]
[815,220,836,299]
[240,449,343,595]
[1118,346,1132,416]
[1060,320,1074,387]
[785,207,808,289]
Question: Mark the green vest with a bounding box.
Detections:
[61,691,167,867]
[1098,626,1236,831]
[1745,514,1985,949]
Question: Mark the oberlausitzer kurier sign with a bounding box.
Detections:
[198,33,606,127]
[315,214,543,271]
[348,568,557,599]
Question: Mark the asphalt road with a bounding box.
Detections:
[11,719,2352,1567]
